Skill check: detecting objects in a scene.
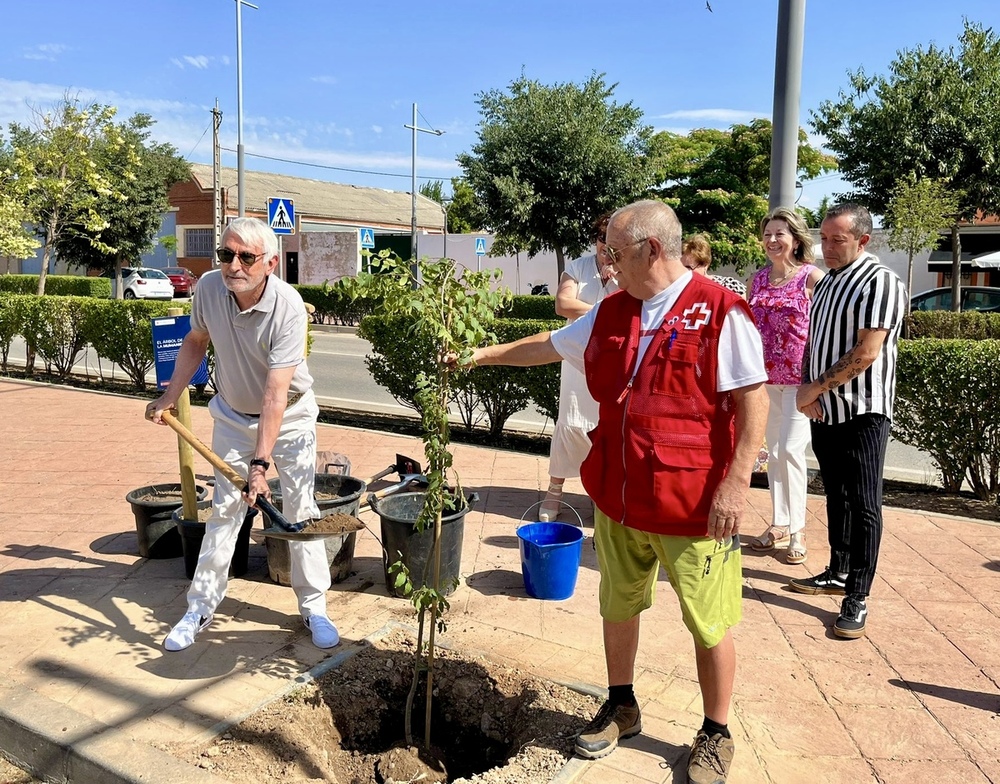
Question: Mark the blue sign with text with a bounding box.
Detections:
[152,315,209,389]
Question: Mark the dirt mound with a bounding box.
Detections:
[170,630,601,783]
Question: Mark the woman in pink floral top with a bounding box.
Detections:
[747,207,824,564]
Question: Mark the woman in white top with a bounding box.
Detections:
[540,213,617,521]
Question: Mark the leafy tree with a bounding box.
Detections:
[7,96,131,295]
[811,21,1000,220]
[418,179,444,204]
[419,177,486,234]
[798,195,832,228]
[811,21,1000,299]
[649,119,836,273]
[884,176,960,307]
[459,73,655,278]
[54,113,190,296]
[0,136,40,264]
[444,177,484,234]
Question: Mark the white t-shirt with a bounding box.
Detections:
[558,254,618,428]
[550,271,767,393]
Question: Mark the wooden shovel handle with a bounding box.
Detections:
[160,410,245,489]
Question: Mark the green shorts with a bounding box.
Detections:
[594,508,742,648]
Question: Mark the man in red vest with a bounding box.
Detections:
[453,200,767,783]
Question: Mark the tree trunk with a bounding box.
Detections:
[555,246,565,283]
[950,222,961,312]
[905,250,915,339]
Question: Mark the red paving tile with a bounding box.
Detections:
[2,377,1000,783]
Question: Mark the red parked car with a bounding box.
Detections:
[163,267,198,298]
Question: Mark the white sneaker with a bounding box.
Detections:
[163,611,213,652]
[306,615,339,649]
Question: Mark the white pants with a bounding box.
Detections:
[764,384,810,534]
[187,392,330,621]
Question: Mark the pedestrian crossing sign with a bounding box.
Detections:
[475,237,487,256]
[267,198,295,235]
[359,227,376,249]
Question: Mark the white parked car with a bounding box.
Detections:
[112,268,176,300]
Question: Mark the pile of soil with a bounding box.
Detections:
[168,630,601,784]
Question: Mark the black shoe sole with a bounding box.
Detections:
[834,624,866,639]
[788,582,846,596]
[574,722,642,760]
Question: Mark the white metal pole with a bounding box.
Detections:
[410,102,417,264]
[236,0,258,218]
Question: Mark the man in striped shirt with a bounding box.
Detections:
[789,203,907,639]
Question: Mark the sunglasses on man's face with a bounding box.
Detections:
[216,247,265,268]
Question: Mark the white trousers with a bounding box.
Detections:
[187,393,330,620]
[764,384,810,534]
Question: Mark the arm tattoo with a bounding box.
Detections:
[817,346,866,391]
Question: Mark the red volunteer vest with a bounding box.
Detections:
[580,276,751,536]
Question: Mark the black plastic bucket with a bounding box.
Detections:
[173,501,256,580]
[265,474,367,585]
[126,483,208,559]
[371,491,478,598]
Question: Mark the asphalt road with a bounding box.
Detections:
[6,329,941,484]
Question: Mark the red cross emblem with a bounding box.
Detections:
[681,303,712,330]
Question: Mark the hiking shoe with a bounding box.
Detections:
[164,611,213,652]
[788,567,846,596]
[574,700,642,759]
[834,594,868,639]
[688,731,735,784]
[306,614,340,649]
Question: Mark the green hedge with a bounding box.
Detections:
[0,274,111,298]
[296,280,381,326]
[360,313,563,440]
[907,310,1000,339]
[0,293,184,389]
[500,294,558,320]
[894,338,1000,499]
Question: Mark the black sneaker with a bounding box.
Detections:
[789,567,846,596]
[834,594,868,639]
[574,699,642,759]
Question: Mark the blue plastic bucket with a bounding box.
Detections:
[517,522,584,600]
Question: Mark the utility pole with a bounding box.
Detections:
[212,101,223,253]
[404,102,444,276]
[769,0,806,210]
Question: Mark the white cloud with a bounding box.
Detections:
[0,78,460,186]
[371,125,383,134]
[310,75,338,85]
[171,55,228,70]
[656,108,768,125]
[22,43,67,62]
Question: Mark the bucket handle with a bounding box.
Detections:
[518,499,584,530]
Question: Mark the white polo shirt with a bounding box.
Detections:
[190,270,314,415]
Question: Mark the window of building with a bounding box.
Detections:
[185,229,214,258]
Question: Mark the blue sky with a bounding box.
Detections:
[3,0,999,214]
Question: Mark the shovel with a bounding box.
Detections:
[158,410,362,542]
[365,453,422,485]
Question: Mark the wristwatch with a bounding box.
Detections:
[249,458,270,471]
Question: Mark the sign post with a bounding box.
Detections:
[475,236,487,272]
[268,197,295,280]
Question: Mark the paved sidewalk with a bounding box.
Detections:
[1,377,998,783]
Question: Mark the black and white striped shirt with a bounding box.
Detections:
[807,253,907,425]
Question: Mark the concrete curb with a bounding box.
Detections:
[0,622,598,783]
[0,684,231,784]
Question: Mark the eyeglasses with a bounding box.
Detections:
[216,247,265,268]
[604,238,649,265]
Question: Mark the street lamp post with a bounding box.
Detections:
[236,0,258,217]
[404,102,444,273]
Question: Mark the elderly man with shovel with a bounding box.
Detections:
[147,217,339,652]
